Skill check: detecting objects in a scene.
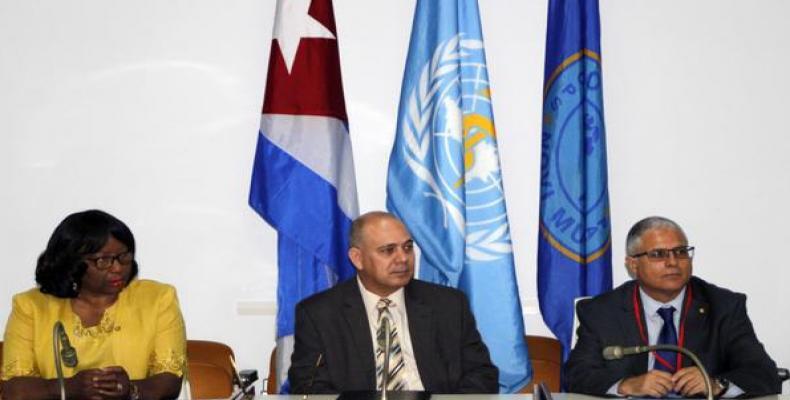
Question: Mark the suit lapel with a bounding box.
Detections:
[681,279,710,368]
[404,283,438,389]
[341,281,376,386]
[621,282,650,375]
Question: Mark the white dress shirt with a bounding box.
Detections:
[357,278,425,390]
[640,286,685,370]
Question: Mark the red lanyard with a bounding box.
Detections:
[631,284,693,372]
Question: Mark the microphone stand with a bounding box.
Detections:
[337,317,429,400]
[380,317,392,400]
[655,345,714,400]
[52,322,67,400]
[604,344,714,400]
[229,355,259,400]
[299,353,323,400]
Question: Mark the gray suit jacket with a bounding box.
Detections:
[288,278,498,394]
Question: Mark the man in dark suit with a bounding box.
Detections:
[288,211,498,394]
[566,216,781,397]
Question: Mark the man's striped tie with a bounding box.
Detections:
[376,298,405,391]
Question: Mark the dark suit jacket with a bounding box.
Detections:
[288,278,499,394]
[566,277,781,396]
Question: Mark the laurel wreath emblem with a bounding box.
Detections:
[400,34,513,261]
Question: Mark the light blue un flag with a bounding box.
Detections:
[386,0,531,393]
[538,0,613,361]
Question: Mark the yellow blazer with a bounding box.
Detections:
[1,279,186,381]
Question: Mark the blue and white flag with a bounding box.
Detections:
[386,0,530,393]
[538,0,613,360]
[249,0,358,392]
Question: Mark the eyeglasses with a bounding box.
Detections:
[630,246,695,261]
[84,251,134,271]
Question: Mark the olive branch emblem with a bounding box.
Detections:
[401,34,513,261]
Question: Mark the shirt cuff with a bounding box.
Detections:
[607,380,624,396]
[721,382,744,398]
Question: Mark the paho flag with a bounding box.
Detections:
[248,0,358,392]
[386,0,530,393]
[538,0,613,360]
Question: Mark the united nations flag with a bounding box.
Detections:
[386,0,530,393]
[538,0,613,361]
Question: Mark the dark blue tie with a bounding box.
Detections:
[654,306,678,372]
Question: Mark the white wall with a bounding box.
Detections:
[1,0,788,392]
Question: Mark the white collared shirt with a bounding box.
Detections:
[639,286,686,370]
[357,277,424,390]
[607,288,685,396]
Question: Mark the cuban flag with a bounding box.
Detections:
[248,0,358,393]
[386,0,531,393]
[537,0,613,361]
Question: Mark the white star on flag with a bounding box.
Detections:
[273,0,336,74]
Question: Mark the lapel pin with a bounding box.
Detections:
[699,307,705,314]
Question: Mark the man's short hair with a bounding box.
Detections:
[348,211,398,248]
[625,216,687,256]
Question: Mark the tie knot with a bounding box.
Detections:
[657,306,675,323]
[377,298,392,312]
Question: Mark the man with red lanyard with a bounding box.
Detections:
[566,216,781,398]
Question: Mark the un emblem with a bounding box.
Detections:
[540,50,611,263]
[400,34,512,261]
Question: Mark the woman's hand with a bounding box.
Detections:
[65,368,112,400]
[66,366,130,400]
[95,366,131,399]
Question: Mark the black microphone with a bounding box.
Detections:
[57,323,78,368]
[601,344,714,400]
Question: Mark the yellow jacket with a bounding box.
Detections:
[1,279,186,381]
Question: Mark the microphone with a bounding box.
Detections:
[58,323,78,367]
[601,344,714,400]
[601,345,650,360]
[378,316,392,400]
[53,321,79,400]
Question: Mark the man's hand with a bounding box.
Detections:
[618,370,674,397]
[673,367,724,397]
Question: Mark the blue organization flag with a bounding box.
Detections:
[386,0,531,393]
[538,0,613,360]
[248,0,358,392]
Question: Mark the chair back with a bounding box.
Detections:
[0,341,4,397]
[266,346,278,394]
[519,335,562,393]
[186,340,235,399]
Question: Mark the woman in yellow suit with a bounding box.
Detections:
[1,210,185,400]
